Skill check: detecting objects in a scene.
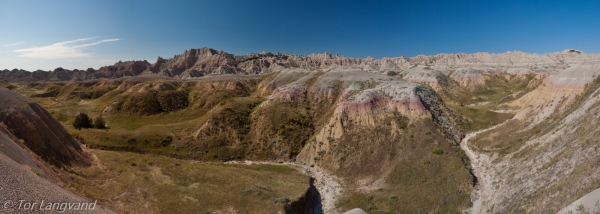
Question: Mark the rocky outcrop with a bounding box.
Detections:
[0,87,89,166]
[401,66,450,90]
[449,68,486,90]
[0,60,151,81]
[511,62,600,125]
[0,87,113,214]
[463,63,600,213]
[414,85,464,143]
[6,48,597,82]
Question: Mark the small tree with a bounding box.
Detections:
[73,112,92,130]
[93,116,106,129]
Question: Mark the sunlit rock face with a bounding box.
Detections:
[511,62,600,124]
[5,48,597,82]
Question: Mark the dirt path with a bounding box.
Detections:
[226,161,343,214]
[466,101,491,107]
[490,109,519,113]
[461,120,512,214]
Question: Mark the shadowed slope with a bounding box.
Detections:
[0,87,89,166]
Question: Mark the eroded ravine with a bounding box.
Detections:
[226,161,343,214]
[461,120,513,214]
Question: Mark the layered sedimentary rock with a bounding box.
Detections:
[0,61,151,81]
[4,48,597,82]
[255,69,466,177]
[0,87,89,166]
[449,68,486,90]
[400,66,450,90]
[511,62,600,124]
[465,61,600,213]
[0,86,113,214]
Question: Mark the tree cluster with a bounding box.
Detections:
[73,113,105,130]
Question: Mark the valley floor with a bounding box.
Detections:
[68,148,310,213]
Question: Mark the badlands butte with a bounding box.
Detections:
[1,47,600,213]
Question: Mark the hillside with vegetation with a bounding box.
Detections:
[1,49,600,213]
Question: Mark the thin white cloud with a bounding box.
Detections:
[13,38,120,59]
[3,41,25,47]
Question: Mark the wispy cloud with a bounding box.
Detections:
[3,41,25,47]
[14,38,120,59]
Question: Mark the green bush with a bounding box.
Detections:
[73,112,92,130]
[161,135,173,147]
[432,148,444,155]
[5,85,16,90]
[127,138,137,145]
[317,150,326,157]
[93,116,106,129]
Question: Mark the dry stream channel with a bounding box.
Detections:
[461,120,514,213]
[226,161,343,214]
[222,118,515,214]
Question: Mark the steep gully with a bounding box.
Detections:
[222,115,509,214]
[461,119,514,213]
[225,161,342,214]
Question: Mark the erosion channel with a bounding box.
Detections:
[461,120,514,213]
[226,161,343,214]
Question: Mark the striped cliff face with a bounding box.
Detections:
[257,69,464,179]
[4,48,598,82]
[0,87,89,167]
[512,62,600,124]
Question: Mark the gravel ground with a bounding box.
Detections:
[460,120,513,214]
[0,151,114,214]
[558,188,600,214]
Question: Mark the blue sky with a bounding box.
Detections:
[1,0,599,70]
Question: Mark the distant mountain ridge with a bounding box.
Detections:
[1,47,599,81]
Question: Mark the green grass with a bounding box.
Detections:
[441,73,535,107]
[336,121,473,213]
[470,74,534,103]
[17,81,262,160]
[105,108,207,131]
[69,149,309,214]
[12,76,477,213]
[451,105,515,131]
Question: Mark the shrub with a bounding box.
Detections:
[435,73,448,83]
[127,138,137,145]
[5,85,16,90]
[73,113,92,130]
[365,195,373,201]
[317,150,326,157]
[432,148,444,155]
[275,197,289,204]
[161,135,173,146]
[93,116,106,129]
